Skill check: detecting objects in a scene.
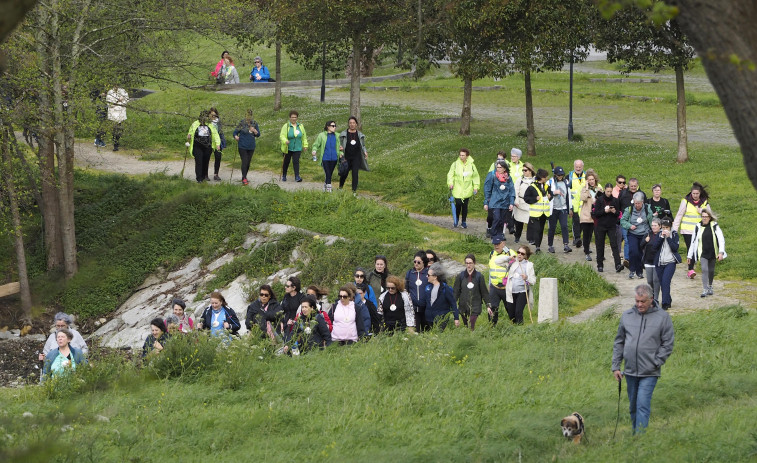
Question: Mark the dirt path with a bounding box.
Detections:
[75,139,753,321]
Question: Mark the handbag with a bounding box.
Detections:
[338,156,350,177]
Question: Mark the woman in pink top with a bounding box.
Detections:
[211,51,229,78]
[328,286,366,345]
[171,298,193,332]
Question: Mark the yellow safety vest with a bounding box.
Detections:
[681,199,708,233]
[569,172,586,213]
[508,160,524,186]
[489,249,516,287]
[529,183,551,218]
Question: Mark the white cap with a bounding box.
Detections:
[511,148,522,157]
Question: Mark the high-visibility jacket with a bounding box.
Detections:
[529,183,551,218]
[681,199,708,234]
[489,249,516,288]
[568,170,586,213]
[507,160,524,186]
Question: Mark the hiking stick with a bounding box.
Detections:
[180,143,189,178]
[526,285,534,324]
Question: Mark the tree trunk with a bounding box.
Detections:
[675,0,757,190]
[37,134,63,270]
[50,0,77,278]
[0,127,33,325]
[460,76,472,135]
[675,64,689,163]
[274,40,282,111]
[349,31,361,123]
[524,70,536,157]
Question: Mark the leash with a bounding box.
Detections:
[612,377,622,439]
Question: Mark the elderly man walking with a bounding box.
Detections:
[612,284,675,434]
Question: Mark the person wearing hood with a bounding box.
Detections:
[686,207,726,298]
[483,160,515,242]
[673,182,710,279]
[447,148,480,229]
[546,165,573,254]
[612,284,674,435]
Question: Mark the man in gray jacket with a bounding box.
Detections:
[612,284,675,434]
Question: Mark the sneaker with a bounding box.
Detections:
[461,222,467,229]
[295,177,303,182]
[514,238,520,244]
[585,254,592,261]
[623,259,630,269]
[700,291,707,298]
[312,155,317,162]
[687,270,696,279]
[204,176,210,182]
[535,247,541,253]
[564,245,572,253]
[636,272,643,279]
[597,266,604,272]
[486,228,492,237]
[662,303,671,310]
[112,146,119,152]
[326,184,332,193]
[616,264,624,273]
[281,176,287,182]
[453,217,459,228]
[213,174,221,181]
[548,246,555,253]
[242,178,249,185]
[575,239,582,248]
[707,287,714,296]
[628,272,635,279]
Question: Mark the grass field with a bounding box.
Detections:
[1,306,755,462]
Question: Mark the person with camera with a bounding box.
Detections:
[646,184,671,219]
[592,183,623,273]
[650,219,682,310]
[687,208,727,298]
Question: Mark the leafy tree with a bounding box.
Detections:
[595,8,694,162]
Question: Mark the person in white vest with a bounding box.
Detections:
[106,86,129,151]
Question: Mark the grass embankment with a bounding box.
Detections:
[1,306,755,462]
[120,86,755,280]
[14,173,611,319]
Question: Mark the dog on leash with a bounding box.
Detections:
[561,412,585,443]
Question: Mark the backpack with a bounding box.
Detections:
[319,310,333,332]
[194,124,211,147]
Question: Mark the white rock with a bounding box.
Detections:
[102,326,147,351]
[120,281,176,311]
[93,318,123,337]
[167,257,202,283]
[241,234,259,250]
[256,223,299,235]
[208,253,235,272]
[0,331,14,339]
[323,235,343,246]
[99,318,107,324]
[137,275,161,290]
[96,415,110,422]
[22,411,33,418]
[10,329,20,336]
[224,275,251,336]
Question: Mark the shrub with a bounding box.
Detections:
[145,331,219,382]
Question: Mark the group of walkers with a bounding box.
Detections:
[186,108,369,193]
[448,148,727,310]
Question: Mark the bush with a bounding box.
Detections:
[43,352,133,399]
[144,331,220,382]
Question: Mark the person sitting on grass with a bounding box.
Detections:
[142,318,170,358]
[43,328,87,380]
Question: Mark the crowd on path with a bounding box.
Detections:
[446,147,726,309]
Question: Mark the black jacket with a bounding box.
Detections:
[592,193,621,228]
[245,299,283,335]
[280,292,305,326]
[199,306,241,335]
[619,188,646,211]
[523,181,553,205]
[288,313,332,351]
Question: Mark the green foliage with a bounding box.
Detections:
[3,308,756,461]
[144,331,220,381]
[43,352,132,400]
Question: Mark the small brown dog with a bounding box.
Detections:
[560,412,585,443]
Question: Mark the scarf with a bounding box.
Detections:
[496,171,508,183]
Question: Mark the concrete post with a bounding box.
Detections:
[538,277,559,323]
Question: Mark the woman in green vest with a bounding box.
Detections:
[279,110,308,182]
[447,148,480,229]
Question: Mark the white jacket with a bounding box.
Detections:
[106,87,129,122]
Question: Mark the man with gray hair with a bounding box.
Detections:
[40,312,88,361]
[612,284,674,434]
[620,192,654,279]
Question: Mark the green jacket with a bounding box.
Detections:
[187,120,220,155]
[311,131,339,166]
[447,156,480,199]
[279,122,308,153]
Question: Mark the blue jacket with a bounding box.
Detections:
[423,282,459,324]
[650,230,682,265]
[353,293,373,336]
[484,171,515,210]
[232,119,261,150]
[250,65,271,82]
[42,346,87,378]
[405,267,429,309]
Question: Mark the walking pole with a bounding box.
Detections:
[526,285,534,324]
[181,142,190,178]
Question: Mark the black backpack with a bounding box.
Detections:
[194,124,211,147]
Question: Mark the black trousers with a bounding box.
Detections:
[454,198,470,223]
[507,291,528,324]
[580,222,594,254]
[282,150,301,179]
[488,285,508,326]
[239,148,255,179]
[682,234,695,271]
[213,149,223,175]
[514,221,525,241]
[528,215,548,247]
[339,153,360,191]
[193,144,212,182]
[595,224,621,268]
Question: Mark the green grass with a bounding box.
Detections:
[1,306,755,462]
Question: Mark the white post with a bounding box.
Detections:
[538,277,559,323]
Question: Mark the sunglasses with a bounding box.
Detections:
[517,251,526,256]
[387,286,396,290]
[354,274,365,278]
[285,284,293,288]
[413,260,423,264]
[617,181,626,184]
[259,293,270,297]
[339,294,349,299]
[329,124,336,127]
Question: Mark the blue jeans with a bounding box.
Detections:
[491,208,506,241]
[625,375,659,434]
[656,263,677,307]
[627,233,645,274]
[548,208,570,246]
[616,226,629,260]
